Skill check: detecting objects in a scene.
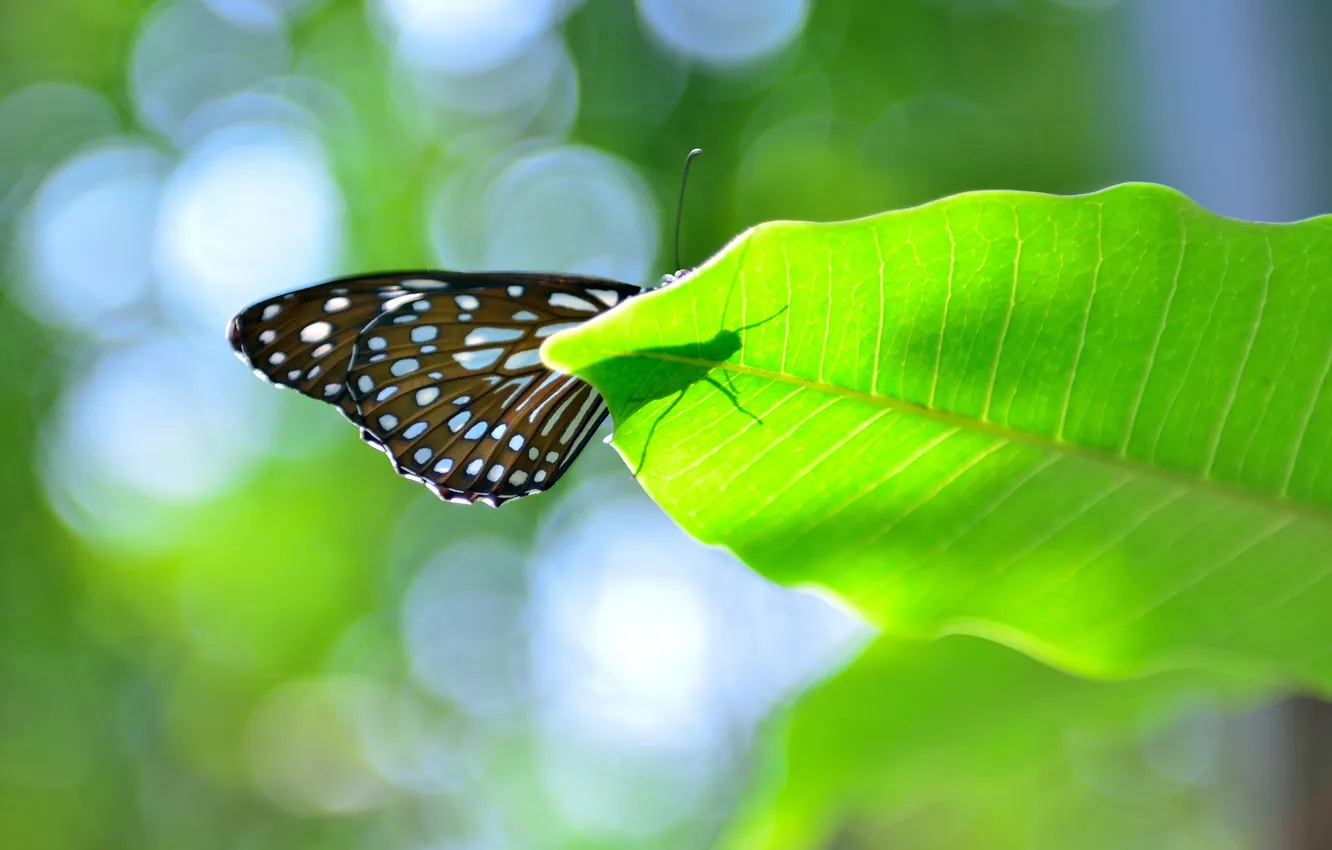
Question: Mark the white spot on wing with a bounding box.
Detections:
[312,342,333,358]
[567,401,606,459]
[534,470,547,483]
[413,447,432,464]
[497,374,535,408]
[465,327,525,346]
[455,294,481,311]
[560,393,597,444]
[415,387,440,406]
[507,285,524,297]
[383,293,422,313]
[379,414,398,430]
[504,349,542,371]
[464,421,488,440]
[404,422,428,439]
[376,385,398,401]
[411,326,438,343]
[486,464,504,482]
[300,321,333,343]
[324,296,351,312]
[509,470,528,486]
[589,289,621,307]
[357,375,373,394]
[433,458,453,474]
[465,458,483,476]
[509,434,525,451]
[526,376,576,422]
[390,358,420,376]
[549,292,598,312]
[453,348,503,370]
[268,352,286,365]
[515,371,563,414]
[262,303,281,320]
[259,329,277,345]
[513,310,538,321]
[447,411,470,433]
[541,392,578,437]
[367,336,387,351]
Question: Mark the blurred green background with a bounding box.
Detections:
[3,0,1332,848]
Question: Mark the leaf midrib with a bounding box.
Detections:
[587,346,1332,526]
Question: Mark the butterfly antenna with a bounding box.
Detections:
[673,148,703,273]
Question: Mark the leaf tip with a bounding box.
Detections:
[538,325,584,376]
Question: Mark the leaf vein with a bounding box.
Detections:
[1204,233,1272,477]
[1056,202,1103,441]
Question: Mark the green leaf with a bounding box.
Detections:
[544,183,1332,686]
[724,636,1266,850]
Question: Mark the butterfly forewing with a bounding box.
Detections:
[226,275,443,423]
[343,274,639,505]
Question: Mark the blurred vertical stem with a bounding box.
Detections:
[1119,0,1332,846]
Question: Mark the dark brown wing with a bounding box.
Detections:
[226,273,444,423]
[345,275,640,506]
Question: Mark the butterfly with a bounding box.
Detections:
[229,150,704,506]
[227,271,644,506]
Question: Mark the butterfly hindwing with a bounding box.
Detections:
[343,274,640,505]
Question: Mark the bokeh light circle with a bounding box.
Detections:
[430,143,658,283]
[526,476,871,835]
[20,141,170,339]
[373,0,581,76]
[130,0,292,146]
[202,0,329,31]
[402,539,532,717]
[155,122,344,329]
[348,682,475,795]
[636,0,810,67]
[45,332,277,504]
[400,32,578,128]
[528,477,871,749]
[0,83,119,223]
[246,678,395,814]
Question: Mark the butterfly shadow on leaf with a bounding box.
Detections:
[590,306,788,477]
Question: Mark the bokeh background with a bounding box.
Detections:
[4,0,1332,848]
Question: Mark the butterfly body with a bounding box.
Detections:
[227,271,643,506]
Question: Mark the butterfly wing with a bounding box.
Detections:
[226,274,438,423]
[345,274,640,505]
